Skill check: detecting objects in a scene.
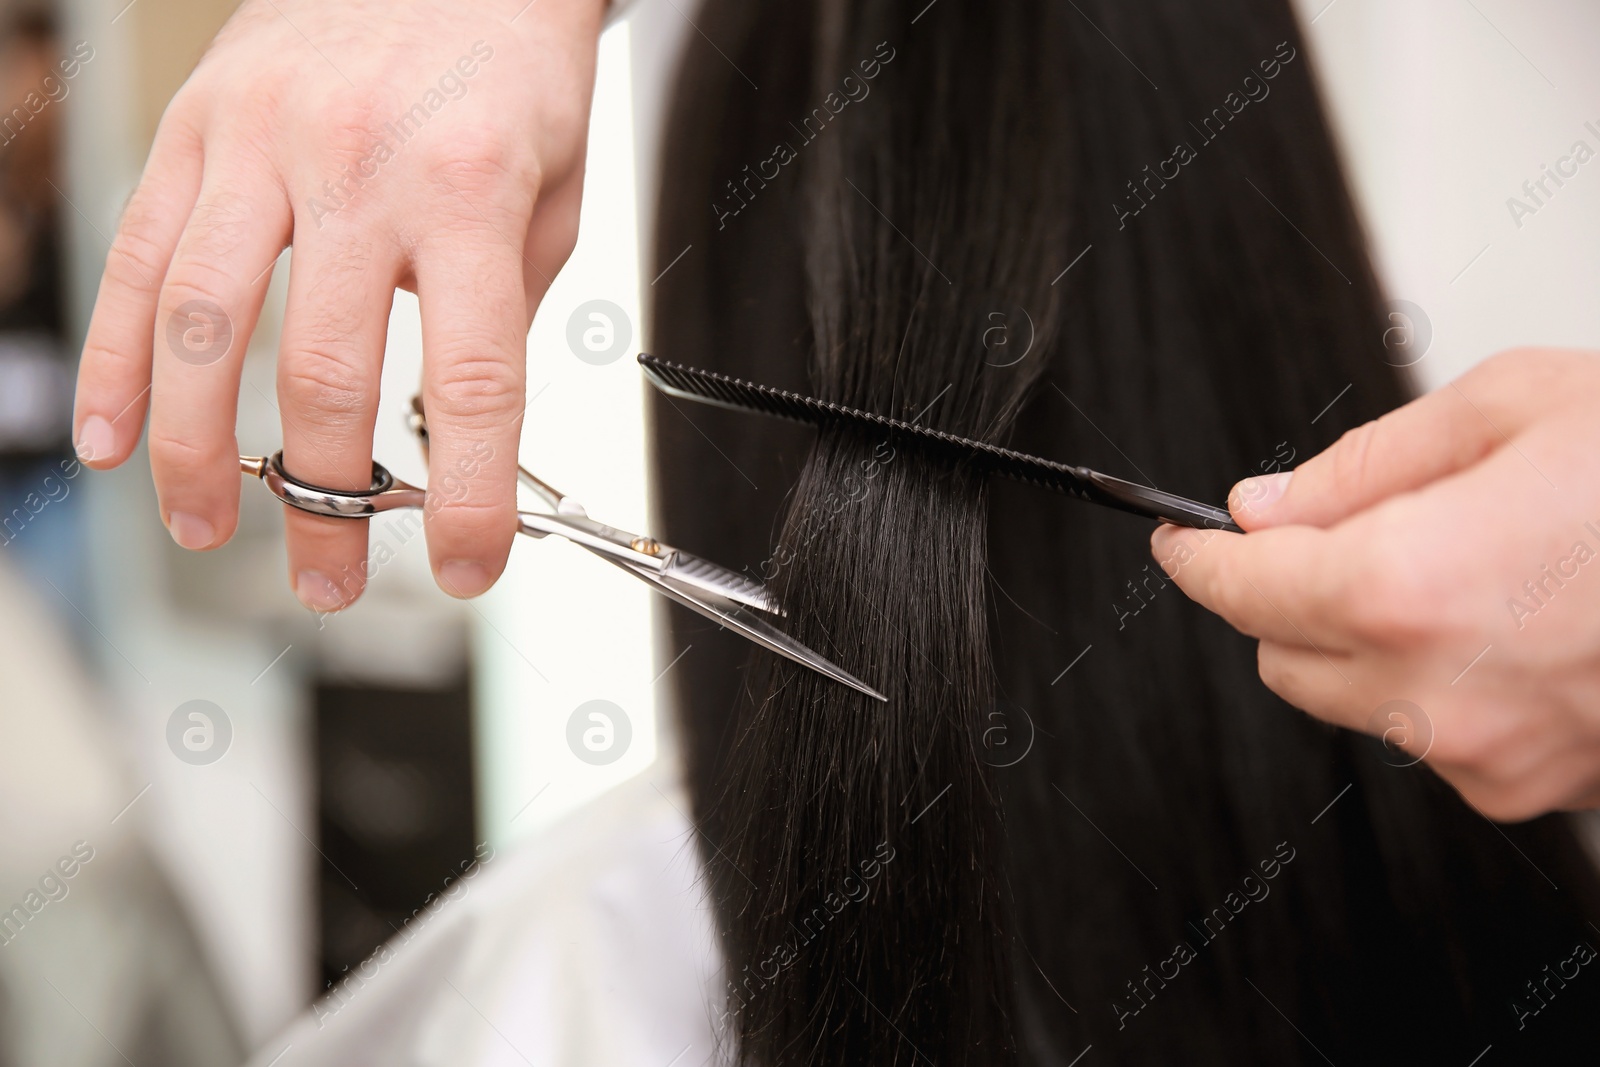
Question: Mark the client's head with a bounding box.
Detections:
[650,0,1600,1063]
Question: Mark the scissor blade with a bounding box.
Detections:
[658,551,782,615]
[601,556,887,703]
[521,511,784,616]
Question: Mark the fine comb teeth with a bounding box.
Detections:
[638,353,1242,533]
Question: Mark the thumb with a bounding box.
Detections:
[1230,375,1512,531]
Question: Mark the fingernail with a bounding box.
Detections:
[439,560,493,599]
[1233,471,1293,515]
[167,511,216,550]
[296,570,347,612]
[76,415,114,462]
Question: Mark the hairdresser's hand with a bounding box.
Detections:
[72,0,606,607]
[1152,348,1600,821]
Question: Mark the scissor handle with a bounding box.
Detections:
[240,453,426,518]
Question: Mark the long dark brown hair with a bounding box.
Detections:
[648,1,1600,1062]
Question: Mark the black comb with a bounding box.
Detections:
[639,353,1242,533]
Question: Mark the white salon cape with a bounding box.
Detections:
[245,0,1600,1062]
[245,771,722,1067]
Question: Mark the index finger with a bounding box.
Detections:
[73,121,203,467]
[1150,522,1352,650]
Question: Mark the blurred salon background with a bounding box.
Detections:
[0,0,1595,1062]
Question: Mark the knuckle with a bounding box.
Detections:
[1424,726,1479,770]
[1451,781,1509,821]
[1463,783,1542,824]
[428,357,523,424]
[153,87,209,141]
[1207,547,1254,629]
[1325,420,1380,503]
[79,337,146,386]
[1425,693,1595,821]
[424,124,510,177]
[428,494,512,524]
[421,126,536,203]
[148,425,220,476]
[546,210,580,269]
[1256,644,1294,698]
[105,224,172,293]
[317,89,399,162]
[280,345,372,426]
[1427,710,1511,778]
[187,85,282,162]
[183,190,260,260]
[160,264,234,316]
[424,494,518,546]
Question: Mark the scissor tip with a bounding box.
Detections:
[844,680,888,703]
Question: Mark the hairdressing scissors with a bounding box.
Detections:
[238,397,887,702]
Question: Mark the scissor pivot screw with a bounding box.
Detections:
[630,536,662,556]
